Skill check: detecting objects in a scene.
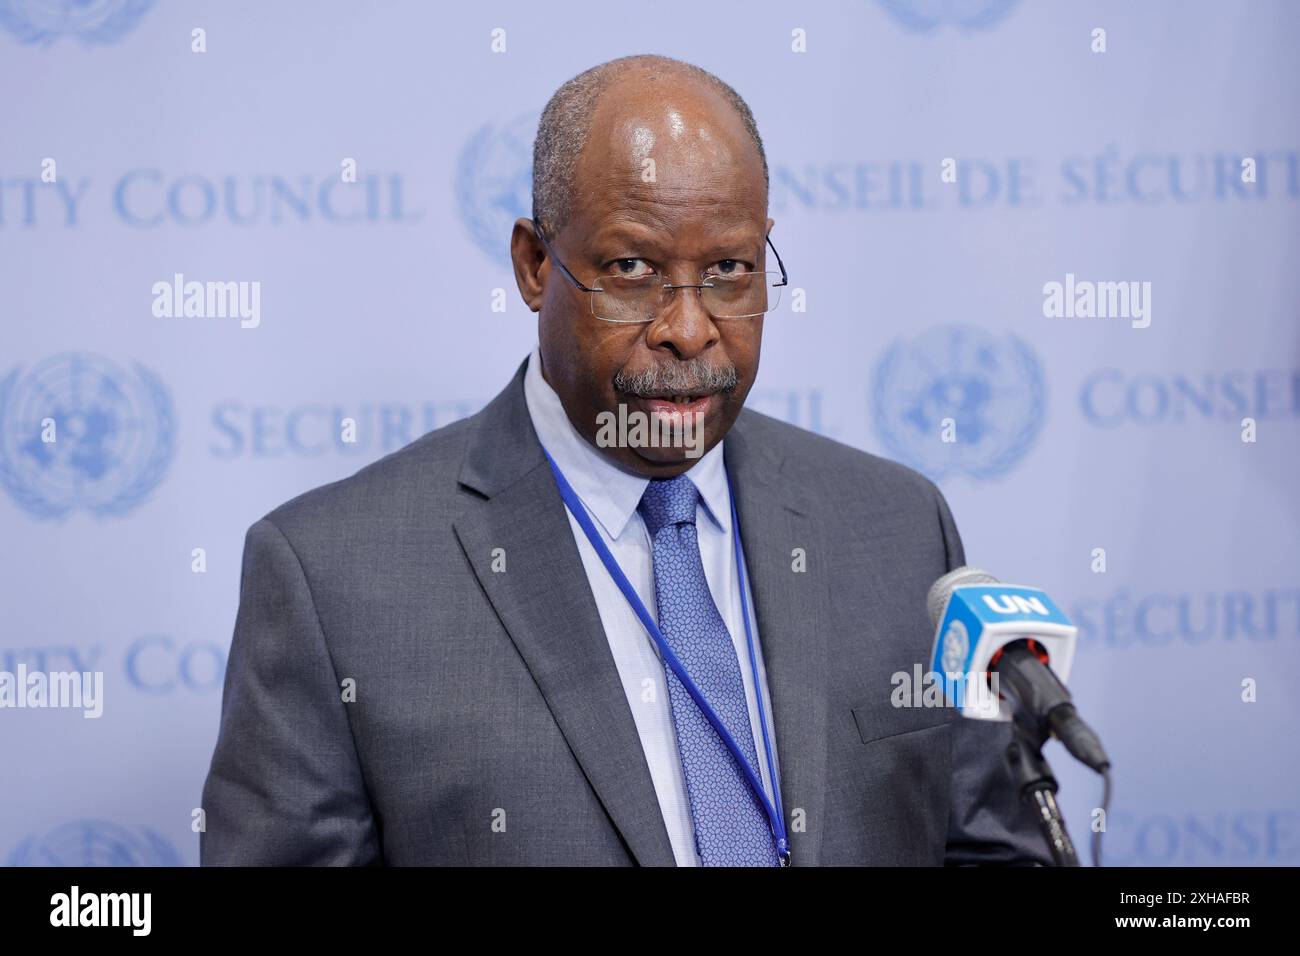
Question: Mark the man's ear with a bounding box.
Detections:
[510,217,546,313]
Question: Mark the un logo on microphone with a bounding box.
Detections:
[0,0,154,46]
[456,113,537,268]
[0,353,175,519]
[940,619,970,675]
[872,325,1045,481]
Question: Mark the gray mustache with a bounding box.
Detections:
[613,359,739,397]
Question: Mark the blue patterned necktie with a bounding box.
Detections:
[638,475,779,867]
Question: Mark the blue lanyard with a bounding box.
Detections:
[542,449,790,866]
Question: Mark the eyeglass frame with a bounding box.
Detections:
[531,217,788,322]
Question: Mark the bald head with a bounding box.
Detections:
[532,54,768,239]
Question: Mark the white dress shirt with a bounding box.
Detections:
[522,346,780,866]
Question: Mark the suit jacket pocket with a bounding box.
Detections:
[851,698,953,746]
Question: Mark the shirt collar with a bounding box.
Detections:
[522,346,731,539]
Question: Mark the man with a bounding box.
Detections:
[201,54,1048,866]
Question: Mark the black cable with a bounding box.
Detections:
[1092,768,1112,867]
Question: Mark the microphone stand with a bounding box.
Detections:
[1004,722,1079,866]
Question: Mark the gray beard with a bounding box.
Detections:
[613,357,739,397]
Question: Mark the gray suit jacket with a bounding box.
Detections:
[200,361,1050,866]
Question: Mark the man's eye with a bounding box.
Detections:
[610,258,655,278]
[710,259,751,276]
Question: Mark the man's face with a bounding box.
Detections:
[512,76,773,478]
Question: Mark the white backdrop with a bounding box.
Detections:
[1,0,1297,866]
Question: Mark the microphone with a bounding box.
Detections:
[927,566,1110,773]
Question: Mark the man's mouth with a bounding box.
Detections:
[637,394,714,417]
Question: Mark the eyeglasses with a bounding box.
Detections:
[532,218,788,324]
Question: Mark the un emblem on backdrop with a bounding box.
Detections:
[0,0,153,46]
[8,820,181,865]
[0,353,175,519]
[877,0,1020,33]
[456,113,538,267]
[872,325,1045,481]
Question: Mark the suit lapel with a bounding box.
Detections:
[726,415,830,867]
[452,364,675,866]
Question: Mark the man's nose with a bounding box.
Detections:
[645,284,720,360]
